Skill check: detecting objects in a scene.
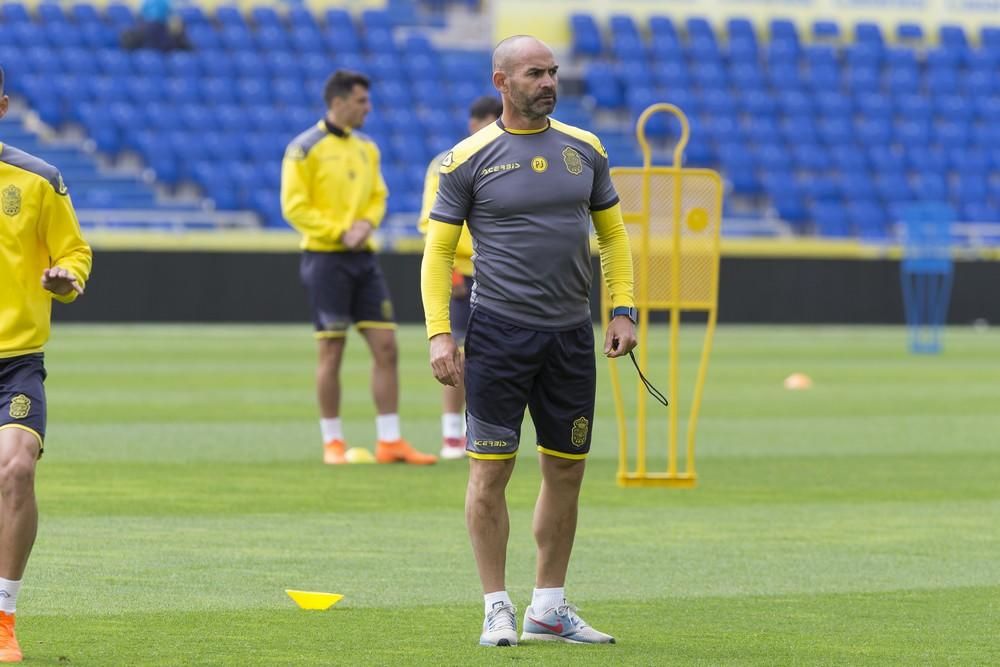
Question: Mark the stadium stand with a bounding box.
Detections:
[574,13,1000,241]
[2,1,998,244]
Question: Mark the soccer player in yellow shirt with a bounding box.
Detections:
[282,70,435,465]
[417,96,502,460]
[0,67,93,662]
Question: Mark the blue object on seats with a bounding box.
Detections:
[812,20,839,40]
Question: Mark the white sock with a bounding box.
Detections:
[375,414,401,442]
[531,586,565,613]
[0,578,21,614]
[484,590,512,614]
[320,418,343,443]
[442,413,464,440]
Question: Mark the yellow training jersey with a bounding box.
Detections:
[1,143,92,358]
[417,150,473,277]
[280,120,388,253]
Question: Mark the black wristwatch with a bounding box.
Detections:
[611,306,638,324]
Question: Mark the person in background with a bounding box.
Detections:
[417,95,503,460]
[282,70,436,466]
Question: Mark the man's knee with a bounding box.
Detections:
[0,434,39,496]
[369,334,398,367]
[469,458,515,495]
[541,455,586,487]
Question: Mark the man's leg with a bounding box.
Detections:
[467,458,516,593]
[317,338,348,463]
[359,327,398,415]
[532,455,585,589]
[468,457,519,646]
[0,427,41,663]
[361,328,436,464]
[440,381,466,459]
[0,429,40,581]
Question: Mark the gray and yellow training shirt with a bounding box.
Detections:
[421,117,635,335]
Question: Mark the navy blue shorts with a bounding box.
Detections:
[300,251,396,337]
[451,275,473,345]
[464,308,595,460]
[0,353,47,452]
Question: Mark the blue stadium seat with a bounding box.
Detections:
[767,63,802,90]
[81,23,117,49]
[876,171,911,204]
[1,2,30,22]
[829,145,868,173]
[769,18,798,46]
[850,201,889,240]
[221,26,254,51]
[250,6,282,28]
[844,43,881,68]
[961,70,993,98]
[934,94,973,123]
[584,63,622,109]
[949,148,989,173]
[927,68,959,96]
[125,76,162,104]
[793,143,830,171]
[805,66,839,92]
[47,23,85,48]
[771,193,809,228]
[905,146,945,172]
[653,62,689,89]
[729,63,764,90]
[913,171,948,200]
[804,44,838,70]
[180,104,218,132]
[145,105,182,131]
[895,23,923,43]
[855,92,891,120]
[887,68,920,95]
[854,22,885,47]
[290,26,325,53]
[846,66,880,93]
[186,25,221,50]
[895,119,931,147]
[104,2,134,27]
[896,94,932,122]
[940,23,969,47]
[815,92,851,118]
[780,115,818,144]
[37,2,68,23]
[199,51,236,78]
[256,26,291,52]
[812,201,851,237]
[812,20,840,41]
[840,173,877,200]
[933,121,970,145]
[216,6,246,27]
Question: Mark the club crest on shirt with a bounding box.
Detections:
[562,146,583,175]
[2,185,21,216]
[571,416,589,447]
[9,394,30,420]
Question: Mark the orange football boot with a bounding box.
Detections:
[0,612,22,663]
[323,439,348,465]
[375,439,438,465]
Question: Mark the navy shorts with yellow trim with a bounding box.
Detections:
[300,251,396,337]
[450,275,474,345]
[464,308,595,460]
[0,353,47,450]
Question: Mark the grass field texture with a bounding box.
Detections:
[18,324,1000,665]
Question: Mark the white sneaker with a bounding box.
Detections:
[479,602,518,647]
[520,602,615,644]
[440,437,467,460]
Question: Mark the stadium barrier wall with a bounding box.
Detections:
[53,250,1000,325]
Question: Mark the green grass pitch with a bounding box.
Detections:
[19,323,1000,665]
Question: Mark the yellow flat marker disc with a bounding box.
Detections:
[285,590,344,610]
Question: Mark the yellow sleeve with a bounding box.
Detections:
[420,219,462,338]
[360,143,388,228]
[40,183,92,304]
[416,157,440,236]
[591,203,635,308]
[280,151,347,242]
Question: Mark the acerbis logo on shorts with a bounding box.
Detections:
[473,439,508,448]
[9,394,30,419]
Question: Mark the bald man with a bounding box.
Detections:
[421,36,637,646]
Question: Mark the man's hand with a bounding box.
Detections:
[429,333,463,387]
[604,316,637,358]
[341,220,374,250]
[41,267,84,296]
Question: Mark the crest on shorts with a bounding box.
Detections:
[571,416,589,447]
[2,185,21,216]
[381,299,394,320]
[9,394,30,420]
[562,147,583,175]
